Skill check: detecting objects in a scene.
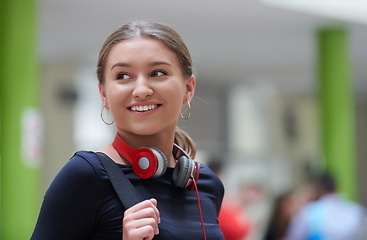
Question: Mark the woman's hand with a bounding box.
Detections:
[122,198,160,240]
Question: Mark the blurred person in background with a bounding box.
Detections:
[262,191,295,240]
[262,184,315,240]
[31,20,225,240]
[284,173,367,240]
[209,159,253,240]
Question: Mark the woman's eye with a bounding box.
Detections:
[151,71,166,77]
[116,73,130,80]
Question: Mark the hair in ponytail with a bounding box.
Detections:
[174,127,196,160]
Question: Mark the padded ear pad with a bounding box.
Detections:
[146,146,168,178]
[172,156,193,188]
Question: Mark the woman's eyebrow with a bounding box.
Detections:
[111,62,130,70]
[149,61,172,67]
[111,61,172,70]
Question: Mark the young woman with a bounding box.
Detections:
[31,20,225,240]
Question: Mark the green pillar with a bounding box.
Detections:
[318,27,357,200]
[0,0,40,239]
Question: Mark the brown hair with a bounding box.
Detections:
[96,20,196,159]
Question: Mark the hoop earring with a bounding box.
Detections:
[100,106,114,125]
[180,101,191,120]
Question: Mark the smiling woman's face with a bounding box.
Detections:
[99,37,195,138]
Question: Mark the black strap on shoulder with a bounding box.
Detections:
[95,152,143,209]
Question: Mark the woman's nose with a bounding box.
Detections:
[132,76,153,98]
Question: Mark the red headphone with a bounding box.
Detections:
[112,133,200,190]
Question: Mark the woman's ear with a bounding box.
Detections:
[98,82,108,108]
[184,75,196,103]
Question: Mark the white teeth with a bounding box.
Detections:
[130,104,158,112]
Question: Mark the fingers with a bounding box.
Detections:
[126,198,160,224]
[148,198,160,224]
[123,198,160,240]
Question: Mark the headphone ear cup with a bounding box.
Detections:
[146,146,168,178]
[172,156,193,188]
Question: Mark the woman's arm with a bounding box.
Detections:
[31,155,101,240]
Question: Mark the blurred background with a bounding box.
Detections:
[1,0,367,239]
